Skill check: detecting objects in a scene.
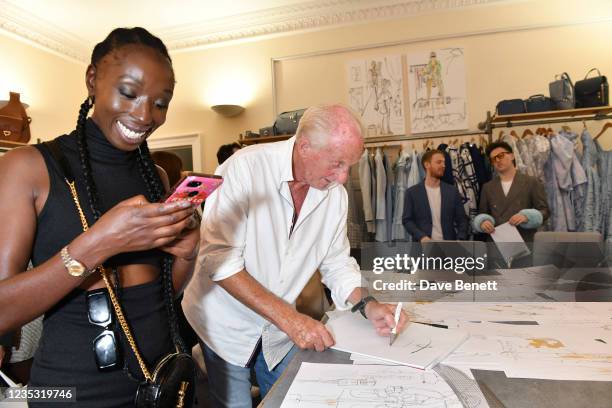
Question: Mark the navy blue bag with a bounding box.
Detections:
[496,99,525,115]
[524,94,554,113]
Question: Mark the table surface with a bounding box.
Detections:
[260,347,612,408]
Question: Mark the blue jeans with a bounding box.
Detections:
[202,342,297,408]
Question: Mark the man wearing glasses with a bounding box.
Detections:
[473,141,549,241]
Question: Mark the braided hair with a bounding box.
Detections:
[76,27,185,352]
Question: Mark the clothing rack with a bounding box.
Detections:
[364,129,489,148]
[478,106,612,135]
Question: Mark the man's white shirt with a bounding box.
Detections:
[182,137,361,370]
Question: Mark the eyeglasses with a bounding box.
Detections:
[490,151,511,162]
[86,289,122,371]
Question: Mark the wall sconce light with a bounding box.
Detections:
[211,104,245,117]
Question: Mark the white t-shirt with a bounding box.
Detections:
[425,185,443,240]
[501,179,513,196]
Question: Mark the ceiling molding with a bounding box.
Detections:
[0,0,507,61]
[0,0,89,62]
[161,0,506,50]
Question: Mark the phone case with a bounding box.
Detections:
[164,174,223,205]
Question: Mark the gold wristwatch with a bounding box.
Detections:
[60,246,92,278]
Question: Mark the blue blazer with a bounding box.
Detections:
[402,181,468,241]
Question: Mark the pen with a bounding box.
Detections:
[389,302,402,346]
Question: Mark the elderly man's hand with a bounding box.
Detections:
[365,302,409,336]
[284,312,335,352]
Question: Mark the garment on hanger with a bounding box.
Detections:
[547,132,587,231]
[369,150,377,235]
[501,134,528,174]
[458,143,480,222]
[383,151,394,242]
[467,143,491,192]
[358,150,375,233]
[578,128,601,233]
[392,149,411,240]
[516,136,537,178]
[346,173,365,248]
[374,148,387,242]
[594,139,612,241]
[437,143,454,185]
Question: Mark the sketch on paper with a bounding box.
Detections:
[407,48,468,134]
[347,55,405,137]
[280,363,463,408]
[325,310,468,369]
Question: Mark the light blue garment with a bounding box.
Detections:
[548,133,587,231]
[417,150,426,181]
[384,152,394,242]
[578,128,601,232]
[358,150,375,233]
[392,150,410,240]
[502,134,528,174]
[407,150,420,189]
[595,140,612,241]
[203,342,297,407]
[517,137,537,178]
[374,148,387,242]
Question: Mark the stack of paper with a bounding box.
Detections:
[325,311,469,369]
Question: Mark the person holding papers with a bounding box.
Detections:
[473,141,549,241]
[183,104,408,408]
[403,149,469,242]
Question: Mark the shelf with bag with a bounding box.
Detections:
[239,134,292,145]
[490,105,612,123]
[480,68,610,134]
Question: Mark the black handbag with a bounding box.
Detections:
[575,68,609,108]
[273,109,306,135]
[495,99,525,115]
[549,72,575,110]
[135,352,196,408]
[524,94,554,113]
[44,140,196,408]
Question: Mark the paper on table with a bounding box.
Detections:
[326,311,468,369]
[490,222,531,266]
[280,362,463,408]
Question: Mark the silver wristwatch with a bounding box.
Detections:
[60,246,92,278]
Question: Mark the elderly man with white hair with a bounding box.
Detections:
[183,104,408,407]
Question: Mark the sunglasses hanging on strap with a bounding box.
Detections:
[44,139,196,408]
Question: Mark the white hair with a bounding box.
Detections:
[295,103,363,149]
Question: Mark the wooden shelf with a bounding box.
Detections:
[240,134,292,145]
[491,106,612,123]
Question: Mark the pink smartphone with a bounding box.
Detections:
[163,172,223,205]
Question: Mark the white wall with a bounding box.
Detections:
[161,0,612,172]
[0,33,85,142]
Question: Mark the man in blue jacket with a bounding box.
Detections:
[402,149,468,241]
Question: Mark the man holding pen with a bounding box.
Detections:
[183,104,409,407]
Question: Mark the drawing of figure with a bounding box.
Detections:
[378,78,393,134]
[369,60,382,112]
[425,51,444,105]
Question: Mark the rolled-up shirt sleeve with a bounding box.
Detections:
[199,160,250,281]
[318,189,361,310]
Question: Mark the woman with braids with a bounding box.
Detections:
[0,27,199,406]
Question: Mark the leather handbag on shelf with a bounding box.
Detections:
[0,92,31,143]
[575,68,609,108]
[495,99,525,116]
[273,108,306,135]
[549,72,575,110]
[524,94,554,113]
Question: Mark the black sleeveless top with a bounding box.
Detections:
[28,120,172,407]
[32,118,164,268]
